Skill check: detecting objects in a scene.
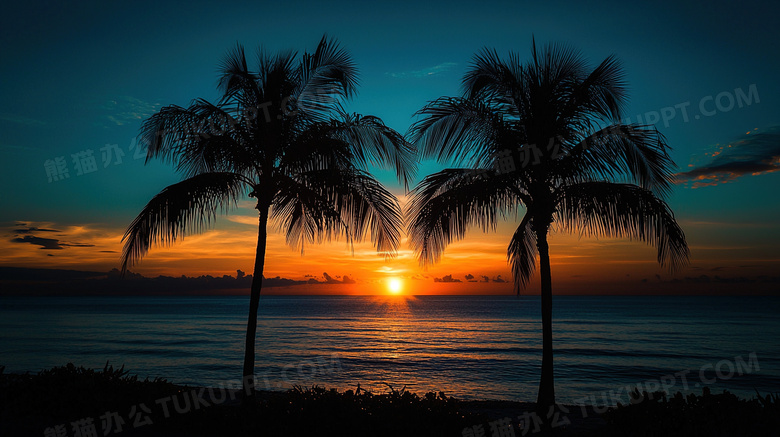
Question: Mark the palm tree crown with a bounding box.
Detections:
[121,36,415,397]
[407,40,689,409]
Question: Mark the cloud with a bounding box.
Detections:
[676,127,780,188]
[434,274,461,283]
[11,236,63,250]
[465,274,474,280]
[318,272,357,285]
[0,267,363,295]
[102,96,161,126]
[9,225,95,250]
[387,62,457,78]
[13,226,61,234]
[0,113,47,127]
[492,275,506,283]
[480,275,490,282]
[322,272,337,283]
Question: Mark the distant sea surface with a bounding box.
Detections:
[1,295,778,404]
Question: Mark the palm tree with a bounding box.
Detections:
[121,36,415,397]
[407,40,689,411]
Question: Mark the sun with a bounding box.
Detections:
[387,277,404,295]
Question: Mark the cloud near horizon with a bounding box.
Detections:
[434,274,461,283]
[676,127,780,188]
[435,273,509,283]
[0,266,361,295]
[322,272,356,284]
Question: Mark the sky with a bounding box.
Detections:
[1,0,779,295]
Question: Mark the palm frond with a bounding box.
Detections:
[330,112,417,187]
[218,43,261,106]
[463,47,520,104]
[295,35,357,123]
[271,174,346,254]
[527,39,588,89]
[408,169,522,267]
[336,171,403,256]
[409,97,507,168]
[121,172,249,273]
[256,48,298,103]
[562,124,675,198]
[554,182,689,270]
[562,54,626,123]
[139,101,255,178]
[279,125,351,175]
[273,168,403,256]
[507,213,537,293]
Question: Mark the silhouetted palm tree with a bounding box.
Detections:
[121,36,415,397]
[407,40,689,411]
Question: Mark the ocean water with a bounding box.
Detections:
[1,295,778,404]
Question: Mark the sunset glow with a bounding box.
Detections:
[0,2,778,299]
[387,278,404,295]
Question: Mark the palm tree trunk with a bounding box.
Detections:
[535,229,555,410]
[242,204,269,401]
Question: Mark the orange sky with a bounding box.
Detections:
[3,193,779,295]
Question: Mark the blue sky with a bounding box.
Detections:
[1,0,779,293]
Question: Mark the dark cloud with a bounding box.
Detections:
[676,127,780,188]
[323,272,339,284]
[465,274,474,280]
[492,275,506,283]
[9,225,93,249]
[434,274,461,283]
[322,272,355,284]
[11,236,63,249]
[0,267,364,295]
[480,275,490,282]
[13,226,61,234]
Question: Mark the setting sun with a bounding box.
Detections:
[387,278,403,295]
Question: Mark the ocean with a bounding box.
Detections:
[1,295,778,405]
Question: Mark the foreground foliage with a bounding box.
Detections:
[604,387,780,437]
[3,365,777,436]
[0,363,178,436]
[0,365,477,437]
